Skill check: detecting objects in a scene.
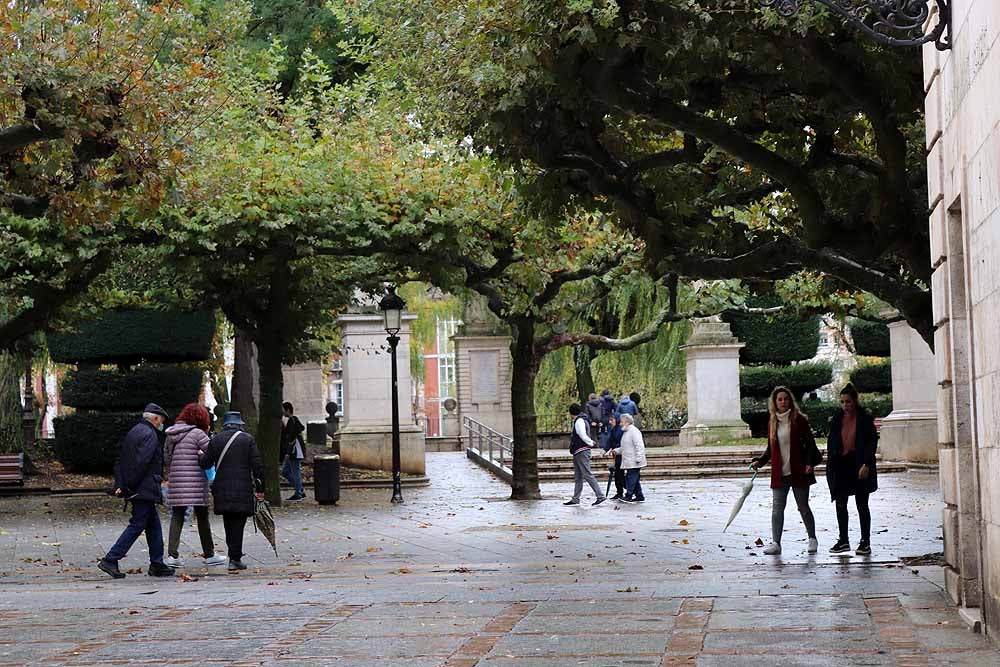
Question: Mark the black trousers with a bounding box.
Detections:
[835,493,871,543]
[612,455,625,496]
[222,513,249,561]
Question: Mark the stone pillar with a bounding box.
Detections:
[441,397,460,437]
[453,335,513,437]
[878,320,939,462]
[679,320,751,447]
[336,313,425,475]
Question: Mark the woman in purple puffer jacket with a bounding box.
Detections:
[163,404,226,568]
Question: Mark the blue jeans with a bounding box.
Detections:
[105,500,164,565]
[282,457,304,495]
[624,468,645,501]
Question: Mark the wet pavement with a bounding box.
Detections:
[0,452,997,666]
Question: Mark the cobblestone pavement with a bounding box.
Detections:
[1,453,997,666]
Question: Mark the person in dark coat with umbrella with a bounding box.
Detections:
[200,411,264,572]
[99,403,175,579]
[826,383,879,556]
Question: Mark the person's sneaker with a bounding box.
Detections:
[634,498,646,503]
[610,494,623,501]
[592,497,607,506]
[228,559,247,572]
[563,499,580,506]
[619,496,636,504]
[286,493,306,502]
[763,542,782,555]
[856,541,872,555]
[98,558,125,579]
[148,562,175,577]
[163,555,185,568]
[203,554,227,566]
[829,539,851,554]
[807,538,818,554]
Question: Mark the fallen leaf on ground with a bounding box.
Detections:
[688,564,704,570]
[366,547,381,553]
[678,520,689,526]
[616,586,640,593]
[397,567,411,574]
[754,538,764,546]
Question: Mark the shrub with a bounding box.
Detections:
[48,310,216,365]
[740,362,832,399]
[850,319,890,357]
[725,296,820,364]
[61,367,204,410]
[53,409,185,472]
[850,361,892,394]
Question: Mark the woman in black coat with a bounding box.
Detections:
[826,384,878,556]
[200,412,264,571]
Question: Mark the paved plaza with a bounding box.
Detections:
[0,453,997,666]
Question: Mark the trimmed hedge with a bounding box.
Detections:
[850,319,890,357]
[53,409,184,472]
[48,310,215,365]
[851,360,892,394]
[61,367,203,410]
[740,362,832,399]
[742,394,894,438]
[725,296,820,365]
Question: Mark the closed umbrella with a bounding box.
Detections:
[252,497,278,556]
[723,469,757,533]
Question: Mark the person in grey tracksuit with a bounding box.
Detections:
[564,403,607,507]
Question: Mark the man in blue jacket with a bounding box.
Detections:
[99,403,174,579]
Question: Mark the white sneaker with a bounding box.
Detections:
[203,554,227,566]
[808,538,818,554]
[163,555,185,568]
[763,543,782,555]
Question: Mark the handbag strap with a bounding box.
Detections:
[215,431,242,474]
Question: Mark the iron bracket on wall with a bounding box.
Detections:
[760,0,952,50]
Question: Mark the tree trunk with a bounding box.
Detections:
[573,345,596,404]
[509,321,542,499]
[230,329,259,434]
[255,331,285,506]
[0,351,21,454]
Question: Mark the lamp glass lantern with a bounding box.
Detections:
[379,287,406,336]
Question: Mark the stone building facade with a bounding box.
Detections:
[923,0,1000,636]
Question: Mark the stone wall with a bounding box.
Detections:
[924,0,1000,636]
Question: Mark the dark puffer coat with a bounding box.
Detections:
[164,422,211,507]
[114,419,165,503]
[200,428,263,515]
[826,409,879,500]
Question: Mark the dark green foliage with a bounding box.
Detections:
[61,367,203,411]
[48,310,215,365]
[851,319,891,356]
[53,412,136,472]
[725,296,820,365]
[740,362,832,399]
[850,361,892,394]
[742,394,893,438]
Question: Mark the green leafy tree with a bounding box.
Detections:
[340,0,933,344]
[0,0,245,348]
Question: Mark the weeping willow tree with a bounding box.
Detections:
[0,350,22,453]
[534,277,690,425]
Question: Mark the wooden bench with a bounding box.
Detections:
[0,453,24,486]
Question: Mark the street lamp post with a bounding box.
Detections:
[379,286,406,504]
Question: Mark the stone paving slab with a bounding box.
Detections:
[0,454,996,666]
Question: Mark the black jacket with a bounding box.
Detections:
[201,428,264,515]
[585,398,604,425]
[826,409,879,500]
[114,419,164,503]
[280,415,305,461]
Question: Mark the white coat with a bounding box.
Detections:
[615,426,647,469]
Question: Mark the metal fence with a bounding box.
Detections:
[535,409,687,434]
[462,416,513,470]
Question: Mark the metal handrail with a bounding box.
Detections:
[462,416,512,469]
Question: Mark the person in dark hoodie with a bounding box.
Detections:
[585,393,604,431]
[616,393,638,420]
[98,403,174,579]
[601,413,626,499]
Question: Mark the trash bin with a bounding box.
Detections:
[313,454,340,505]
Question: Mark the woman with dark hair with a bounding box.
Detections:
[827,383,879,555]
[751,386,823,555]
[163,403,226,568]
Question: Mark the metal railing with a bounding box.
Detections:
[462,416,513,477]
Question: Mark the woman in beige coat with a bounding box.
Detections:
[613,413,647,503]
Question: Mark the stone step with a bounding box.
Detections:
[537,461,910,482]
